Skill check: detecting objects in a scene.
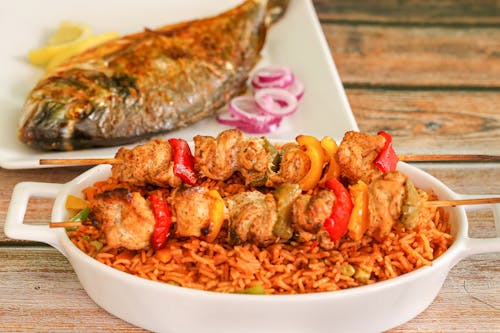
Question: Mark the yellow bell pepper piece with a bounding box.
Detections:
[296,135,325,191]
[65,194,89,210]
[348,180,369,241]
[205,190,225,242]
[320,136,340,181]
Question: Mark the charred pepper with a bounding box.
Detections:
[149,194,172,250]
[168,138,197,186]
[324,178,354,241]
[374,131,398,173]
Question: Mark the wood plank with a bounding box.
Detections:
[389,254,500,332]
[313,0,500,25]
[346,89,500,155]
[0,247,144,332]
[1,246,498,332]
[324,24,500,87]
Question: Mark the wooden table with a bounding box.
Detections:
[1,1,499,331]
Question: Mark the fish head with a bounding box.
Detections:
[18,69,139,151]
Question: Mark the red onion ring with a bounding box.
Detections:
[235,119,282,134]
[215,110,243,126]
[228,96,278,124]
[254,88,298,117]
[285,78,305,100]
[216,109,281,134]
[251,65,294,89]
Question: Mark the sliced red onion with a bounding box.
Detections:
[251,65,294,89]
[217,65,304,134]
[216,110,243,126]
[228,95,277,124]
[254,88,298,118]
[257,94,275,111]
[255,65,291,83]
[216,109,281,134]
[286,78,305,100]
[235,120,281,134]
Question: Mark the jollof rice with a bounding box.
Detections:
[68,176,452,294]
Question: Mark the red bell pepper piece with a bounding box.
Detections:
[324,178,354,241]
[168,138,197,186]
[149,194,172,250]
[374,131,399,173]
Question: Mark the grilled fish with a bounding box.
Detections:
[19,0,276,151]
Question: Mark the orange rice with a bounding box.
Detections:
[68,176,452,295]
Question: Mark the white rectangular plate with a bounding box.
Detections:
[0,0,358,169]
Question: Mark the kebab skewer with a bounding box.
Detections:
[40,129,500,191]
[52,169,500,252]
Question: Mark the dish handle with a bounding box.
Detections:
[456,193,500,257]
[4,181,67,256]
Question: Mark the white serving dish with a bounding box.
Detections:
[0,0,358,169]
[5,161,500,332]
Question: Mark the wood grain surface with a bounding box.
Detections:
[1,0,499,332]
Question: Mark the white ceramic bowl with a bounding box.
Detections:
[5,162,500,332]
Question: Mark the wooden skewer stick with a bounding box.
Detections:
[423,197,500,208]
[399,154,500,162]
[40,158,121,166]
[49,221,83,228]
[49,198,500,228]
[39,154,500,167]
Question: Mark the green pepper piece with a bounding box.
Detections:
[273,183,302,240]
[262,137,281,173]
[249,173,268,187]
[400,179,421,230]
[249,138,281,187]
[238,284,266,295]
[71,207,91,222]
[66,207,91,231]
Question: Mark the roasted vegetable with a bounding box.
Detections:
[168,138,197,186]
[347,180,369,241]
[296,135,325,191]
[273,183,301,240]
[149,194,172,250]
[323,178,353,241]
[374,131,399,173]
[400,179,422,229]
[205,190,225,242]
[320,136,340,182]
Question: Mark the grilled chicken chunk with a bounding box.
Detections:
[291,190,336,249]
[111,139,181,187]
[172,186,217,238]
[194,129,242,180]
[367,171,407,241]
[337,131,386,184]
[292,190,335,234]
[89,188,155,250]
[195,129,278,186]
[236,136,271,185]
[226,191,278,246]
[275,144,311,184]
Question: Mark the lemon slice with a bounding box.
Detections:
[28,21,93,66]
[46,31,119,70]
